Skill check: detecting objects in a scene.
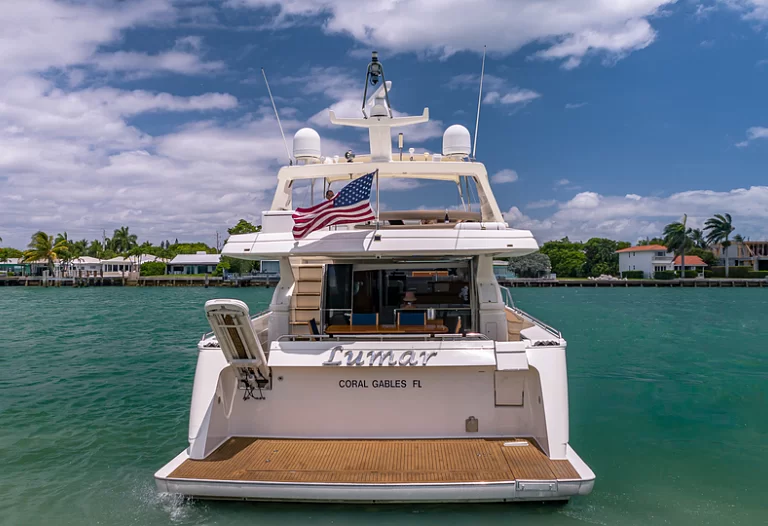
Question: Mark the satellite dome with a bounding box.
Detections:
[442,124,471,157]
[293,128,321,160]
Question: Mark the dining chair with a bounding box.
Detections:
[351,313,379,326]
[397,311,426,327]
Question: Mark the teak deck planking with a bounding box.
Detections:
[170,438,580,483]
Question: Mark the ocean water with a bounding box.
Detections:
[0,287,766,526]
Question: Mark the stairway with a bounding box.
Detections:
[290,264,324,335]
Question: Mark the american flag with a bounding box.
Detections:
[292,171,376,239]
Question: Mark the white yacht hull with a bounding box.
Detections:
[155,445,594,503]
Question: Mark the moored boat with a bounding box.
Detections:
[155,53,595,503]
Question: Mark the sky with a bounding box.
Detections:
[2,0,768,250]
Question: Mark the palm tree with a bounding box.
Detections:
[637,237,665,246]
[68,239,89,259]
[87,239,104,258]
[128,242,154,271]
[704,213,735,277]
[663,215,691,278]
[111,226,138,254]
[690,228,708,249]
[22,232,69,273]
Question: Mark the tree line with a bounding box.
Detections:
[0,219,262,275]
[508,213,738,278]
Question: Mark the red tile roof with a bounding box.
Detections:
[615,244,667,253]
[673,255,707,267]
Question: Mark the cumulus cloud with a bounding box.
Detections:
[0,0,174,74]
[483,89,541,106]
[451,73,541,108]
[505,187,768,242]
[725,0,768,21]
[91,50,224,76]
[526,200,558,209]
[565,102,588,110]
[736,126,768,147]
[230,0,676,68]
[491,169,519,184]
[0,0,267,248]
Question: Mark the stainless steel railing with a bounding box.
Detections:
[499,285,562,340]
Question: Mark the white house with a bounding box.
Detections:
[101,256,137,277]
[617,245,707,278]
[168,252,221,275]
[617,245,673,277]
[71,256,102,277]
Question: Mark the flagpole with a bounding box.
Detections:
[375,169,380,226]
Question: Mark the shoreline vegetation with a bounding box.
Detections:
[0,219,261,278]
[3,213,765,286]
[508,213,768,280]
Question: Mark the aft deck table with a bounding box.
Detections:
[325,324,448,335]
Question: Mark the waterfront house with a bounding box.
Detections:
[617,245,674,277]
[672,255,707,273]
[0,258,33,276]
[168,252,221,275]
[618,245,707,277]
[102,256,136,277]
[71,256,102,277]
[712,240,768,271]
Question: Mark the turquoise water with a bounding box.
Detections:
[0,287,766,525]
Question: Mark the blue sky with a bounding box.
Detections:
[3,0,768,249]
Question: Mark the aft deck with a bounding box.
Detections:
[169,437,579,484]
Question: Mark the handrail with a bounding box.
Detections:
[499,285,562,340]
[500,285,515,309]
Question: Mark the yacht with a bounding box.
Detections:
[155,54,595,503]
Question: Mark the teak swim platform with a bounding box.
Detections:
[169,437,579,484]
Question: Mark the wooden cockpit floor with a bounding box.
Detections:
[170,438,580,484]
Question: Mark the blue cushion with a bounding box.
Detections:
[399,312,425,326]
[352,313,377,325]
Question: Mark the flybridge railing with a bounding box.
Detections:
[499,285,562,340]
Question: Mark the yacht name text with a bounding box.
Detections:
[322,347,438,367]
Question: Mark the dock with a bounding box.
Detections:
[0,275,278,287]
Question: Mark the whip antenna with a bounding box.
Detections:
[472,45,486,159]
[262,67,292,165]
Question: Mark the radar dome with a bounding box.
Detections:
[442,124,471,157]
[293,128,321,160]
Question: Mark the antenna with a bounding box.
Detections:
[261,67,292,165]
[472,45,486,159]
